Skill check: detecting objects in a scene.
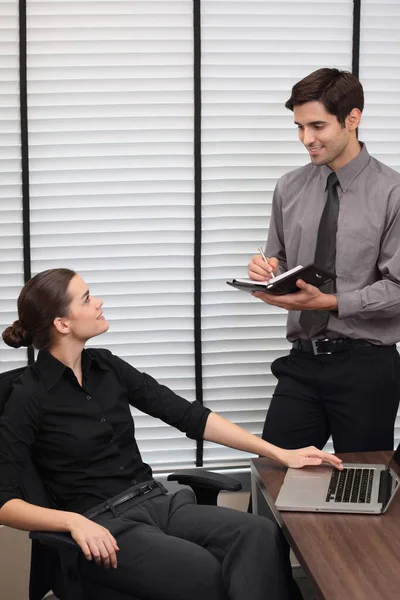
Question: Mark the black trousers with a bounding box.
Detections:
[263,344,400,452]
[80,486,302,600]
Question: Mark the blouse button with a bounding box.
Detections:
[119,466,124,471]
[86,395,91,400]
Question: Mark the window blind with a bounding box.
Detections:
[201,0,354,466]
[26,0,196,469]
[3,0,399,472]
[359,0,400,446]
[0,0,25,373]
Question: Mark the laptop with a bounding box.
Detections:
[276,443,400,514]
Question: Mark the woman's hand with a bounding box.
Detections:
[68,514,120,569]
[277,446,343,470]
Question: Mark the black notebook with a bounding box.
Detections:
[227,264,336,296]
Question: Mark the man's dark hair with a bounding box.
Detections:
[285,68,364,126]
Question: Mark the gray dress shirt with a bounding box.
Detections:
[266,143,400,345]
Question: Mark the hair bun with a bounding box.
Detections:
[2,320,33,348]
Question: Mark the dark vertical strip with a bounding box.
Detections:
[352,0,361,78]
[193,0,204,467]
[19,0,34,365]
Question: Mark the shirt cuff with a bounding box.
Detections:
[0,489,23,510]
[337,290,362,319]
[185,402,212,440]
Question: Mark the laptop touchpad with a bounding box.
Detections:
[277,466,332,506]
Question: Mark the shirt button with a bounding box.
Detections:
[101,417,106,423]
[119,466,124,471]
[87,395,91,400]
[110,439,114,444]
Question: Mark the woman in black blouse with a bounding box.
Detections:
[0,268,341,600]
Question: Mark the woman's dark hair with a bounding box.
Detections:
[285,68,364,126]
[2,268,76,350]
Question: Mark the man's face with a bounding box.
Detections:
[58,274,109,343]
[293,101,356,171]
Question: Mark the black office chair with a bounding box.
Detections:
[0,367,242,600]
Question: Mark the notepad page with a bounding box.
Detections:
[235,265,304,285]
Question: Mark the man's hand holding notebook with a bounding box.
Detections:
[227,264,336,296]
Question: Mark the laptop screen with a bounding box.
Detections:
[388,443,400,479]
[382,443,400,512]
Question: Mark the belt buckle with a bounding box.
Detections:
[311,339,332,355]
[139,483,153,495]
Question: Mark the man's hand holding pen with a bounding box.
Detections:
[248,249,279,281]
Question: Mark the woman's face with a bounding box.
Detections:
[57,274,109,343]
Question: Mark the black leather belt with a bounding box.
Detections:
[85,481,166,520]
[292,338,376,356]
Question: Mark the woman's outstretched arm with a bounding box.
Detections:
[203,412,343,469]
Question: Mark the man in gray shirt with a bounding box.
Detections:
[248,68,400,453]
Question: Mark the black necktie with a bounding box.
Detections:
[299,172,339,338]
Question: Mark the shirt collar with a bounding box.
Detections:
[320,142,370,193]
[35,350,67,391]
[36,348,109,391]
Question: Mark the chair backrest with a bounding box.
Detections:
[0,366,63,600]
[0,366,27,415]
[0,366,52,509]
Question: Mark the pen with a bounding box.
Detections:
[257,246,275,279]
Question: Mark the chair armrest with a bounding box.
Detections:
[30,531,86,600]
[168,468,242,492]
[29,530,79,550]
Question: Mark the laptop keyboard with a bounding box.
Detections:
[326,468,374,503]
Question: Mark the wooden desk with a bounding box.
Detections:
[251,452,400,600]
